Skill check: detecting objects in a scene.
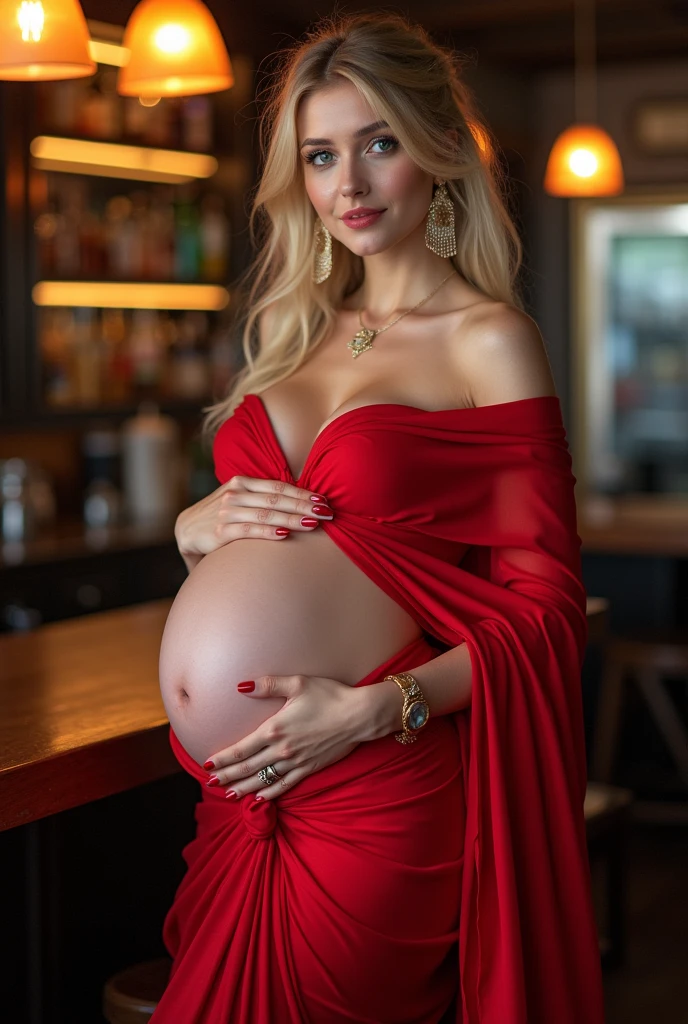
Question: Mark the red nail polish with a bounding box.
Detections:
[300,517,319,527]
[275,527,290,536]
[310,494,326,502]
[203,760,215,771]
[237,680,255,692]
[206,775,220,787]
[311,504,334,517]
[254,795,264,802]
[226,790,238,800]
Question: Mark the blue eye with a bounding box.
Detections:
[304,135,399,167]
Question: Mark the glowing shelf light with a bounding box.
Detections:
[33,281,230,310]
[30,135,218,183]
[88,38,129,67]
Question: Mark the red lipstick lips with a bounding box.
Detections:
[341,207,385,229]
[341,207,384,222]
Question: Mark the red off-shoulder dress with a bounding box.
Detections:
[153,394,606,1024]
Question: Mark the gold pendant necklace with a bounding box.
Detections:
[347,270,457,359]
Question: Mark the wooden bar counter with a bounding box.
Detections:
[579,495,688,557]
[0,596,608,834]
[0,600,178,833]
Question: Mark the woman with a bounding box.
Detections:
[155,12,605,1024]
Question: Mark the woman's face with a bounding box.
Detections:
[297,77,434,258]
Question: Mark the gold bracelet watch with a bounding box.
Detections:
[383,671,431,744]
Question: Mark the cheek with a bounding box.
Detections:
[304,175,336,215]
[379,162,431,211]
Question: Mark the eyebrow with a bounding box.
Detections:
[299,120,390,150]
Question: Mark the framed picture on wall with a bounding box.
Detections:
[570,190,688,499]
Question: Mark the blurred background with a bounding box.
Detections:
[0,1,687,1021]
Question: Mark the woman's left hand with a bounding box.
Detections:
[203,673,374,802]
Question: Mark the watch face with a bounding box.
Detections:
[407,701,429,731]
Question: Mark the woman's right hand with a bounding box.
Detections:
[174,476,334,572]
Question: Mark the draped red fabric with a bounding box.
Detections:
[155,393,605,1024]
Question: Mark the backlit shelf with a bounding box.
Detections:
[33,281,230,310]
[30,136,218,184]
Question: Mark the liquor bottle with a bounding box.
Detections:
[182,95,213,152]
[148,192,175,280]
[174,186,201,280]
[72,307,102,405]
[200,193,230,281]
[101,308,131,403]
[54,183,82,277]
[129,310,164,394]
[168,311,210,399]
[34,204,58,277]
[121,403,181,521]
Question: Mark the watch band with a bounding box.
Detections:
[383,671,431,744]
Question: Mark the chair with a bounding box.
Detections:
[584,780,634,968]
[591,627,688,823]
[102,958,171,1024]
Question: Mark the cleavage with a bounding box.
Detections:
[262,388,403,480]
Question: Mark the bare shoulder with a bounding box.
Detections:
[451,300,557,408]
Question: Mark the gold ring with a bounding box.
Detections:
[257,764,283,785]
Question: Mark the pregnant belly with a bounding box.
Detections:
[158,530,422,765]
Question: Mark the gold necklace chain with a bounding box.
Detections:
[347,269,458,359]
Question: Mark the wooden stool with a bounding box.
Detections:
[584,781,634,968]
[591,627,688,823]
[103,958,171,1023]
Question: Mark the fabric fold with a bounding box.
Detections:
[155,635,465,1024]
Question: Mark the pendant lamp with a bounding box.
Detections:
[117,0,233,98]
[544,0,623,196]
[0,0,95,80]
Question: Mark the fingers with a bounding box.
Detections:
[223,763,309,802]
[251,765,309,802]
[218,478,334,537]
[205,747,296,797]
[224,476,332,519]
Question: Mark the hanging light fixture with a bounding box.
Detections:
[544,0,623,196]
[0,0,95,80]
[117,0,233,99]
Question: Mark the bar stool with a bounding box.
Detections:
[102,958,171,1023]
[591,626,688,823]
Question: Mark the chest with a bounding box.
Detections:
[261,320,470,479]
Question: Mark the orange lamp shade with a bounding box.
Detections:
[544,123,624,197]
[117,0,233,98]
[0,0,95,80]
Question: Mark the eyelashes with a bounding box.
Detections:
[304,135,399,167]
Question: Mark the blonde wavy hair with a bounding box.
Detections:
[202,9,524,439]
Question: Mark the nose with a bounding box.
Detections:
[338,156,369,199]
[241,795,277,839]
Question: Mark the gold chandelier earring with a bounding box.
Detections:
[425,179,457,258]
[312,217,333,283]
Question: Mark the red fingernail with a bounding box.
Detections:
[206,775,220,787]
[254,795,264,802]
[237,680,255,692]
[203,759,215,771]
[226,790,238,800]
[310,494,326,502]
[275,528,290,536]
[311,505,334,516]
[300,517,319,527]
